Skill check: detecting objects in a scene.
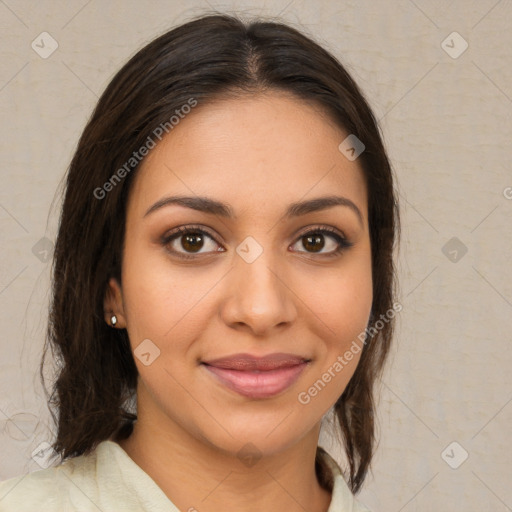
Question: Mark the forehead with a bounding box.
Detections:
[128,92,368,222]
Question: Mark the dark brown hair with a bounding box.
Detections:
[42,12,399,495]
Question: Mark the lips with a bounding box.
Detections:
[201,353,311,399]
[203,352,309,371]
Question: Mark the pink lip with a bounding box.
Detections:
[201,353,310,399]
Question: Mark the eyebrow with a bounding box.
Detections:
[144,194,364,226]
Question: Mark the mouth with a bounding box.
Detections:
[201,353,311,399]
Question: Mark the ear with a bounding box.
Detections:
[104,277,126,328]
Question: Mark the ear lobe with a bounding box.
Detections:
[104,277,126,327]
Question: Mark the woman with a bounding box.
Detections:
[0,12,399,511]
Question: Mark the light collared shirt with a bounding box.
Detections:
[0,440,372,511]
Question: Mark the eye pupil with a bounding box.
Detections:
[182,233,204,252]
[303,234,324,253]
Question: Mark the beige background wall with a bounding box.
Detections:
[1,1,511,510]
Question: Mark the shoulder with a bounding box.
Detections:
[0,440,177,512]
[0,442,103,511]
[319,447,374,512]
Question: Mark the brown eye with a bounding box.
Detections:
[162,226,223,259]
[302,234,325,253]
[291,228,352,256]
[181,232,204,253]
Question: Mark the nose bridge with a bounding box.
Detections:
[238,248,279,298]
[221,238,296,334]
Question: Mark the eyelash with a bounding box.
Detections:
[161,224,353,261]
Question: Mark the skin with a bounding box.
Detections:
[104,91,372,512]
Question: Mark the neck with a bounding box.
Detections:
[116,406,332,512]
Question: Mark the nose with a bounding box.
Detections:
[220,250,297,336]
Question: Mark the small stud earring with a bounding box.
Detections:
[110,315,117,327]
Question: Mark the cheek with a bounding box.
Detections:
[294,267,372,411]
[120,241,220,343]
[296,255,373,345]
[293,251,372,400]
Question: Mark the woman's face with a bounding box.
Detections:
[107,92,372,456]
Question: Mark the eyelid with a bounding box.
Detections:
[160,224,223,259]
[160,224,222,249]
[161,224,220,243]
[290,225,353,256]
[293,224,348,242]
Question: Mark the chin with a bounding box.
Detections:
[197,411,316,460]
